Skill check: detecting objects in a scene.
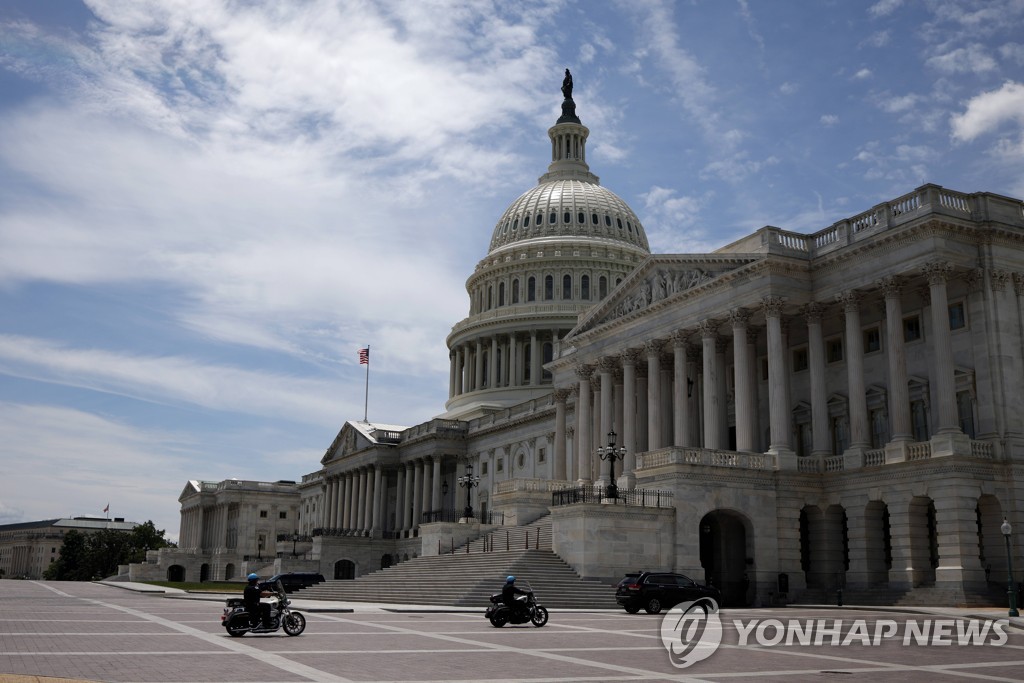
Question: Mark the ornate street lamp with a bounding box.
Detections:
[1001,517,1019,617]
[458,463,480,518]
[291,532,298,558]
[597,430,627,500]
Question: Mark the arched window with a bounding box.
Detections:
[544,275,554,301]
[562,274,572,299]
[581,275,590,300]
[563,212,571,223]
[605,215,612,226]
[591,213,598,224]
[616,218,623,229]
[527,277,536,302]
[542,342,553,381]
[577,212,585,224]
[512,279,520,304]
[536,213,543,226]
[498,282,505,306]
[523,215,530,227]
[549,212,556,224]
[487,286,493,310]
[599,275,608,299]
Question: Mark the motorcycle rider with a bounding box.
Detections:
[244,573,272,627]
[501,575,529,619]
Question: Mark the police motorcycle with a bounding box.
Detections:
[222,577,306,636]
[485,577,549,628]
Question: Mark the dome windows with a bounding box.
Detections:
[591,213,598,224]
[563,212,571,223]
[549,212,556,224]
[544,275,554,301]
[512,279,520,304]
[581,275,590,300]
[577,212,585,224]
[617,218,623,229]
[536,213,543,227]
[527,277,536,301]
[605,215,612,227]
[562,274,572,299]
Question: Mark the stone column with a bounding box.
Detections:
[412,460,423,532]
[486,336,496,388]
[474,339,484,392]
[804,303,830,456]
[348,473,359,529]
[362,468,374,533]
[730,309,753,452]
[597,357,616,485]
[509,333,519,387]
[923,261,959,434]
[431,455,443,511]
[686,345,701,447]
[991,270,1023,436]
[338,476,348,529]
[645,340,663,451]
[671,331,690,448]
[620,349,641,481]
[371,465,383,535]
[395,465,406,533]
[879,277,912,444]
[762,297,793,458]
[455,346,465,395]
[699,320,720,450]
[449,351,457,398]
[323,479,334,530]
[553,389,570,480]
[356,469,367,532]
[575,365,593,484]
[532,329,540,385]
[421,457,433,517]
[403,463,414,532]
[636,364,649,452]
[838,290,870,452]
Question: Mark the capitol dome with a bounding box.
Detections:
[442,70,650,420]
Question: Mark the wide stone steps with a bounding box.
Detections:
[298,548,617,609]
[794,583,1008,608]
[459,516,553,553]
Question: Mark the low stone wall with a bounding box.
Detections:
[550,503,675,583]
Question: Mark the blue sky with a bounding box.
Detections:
[2,0,1023,539]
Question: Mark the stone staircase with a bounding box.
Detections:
[299,516,618,609]
[793,583,1008,608]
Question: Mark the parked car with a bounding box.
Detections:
[264,572,325,593]
[615,571,720,614]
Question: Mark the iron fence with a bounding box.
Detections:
[551,486,674,508]
[421,508,504,525]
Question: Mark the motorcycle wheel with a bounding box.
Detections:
[530,606,549,627]
[489,611,508,628]
[283,612,306,636]
[225,615,249,637]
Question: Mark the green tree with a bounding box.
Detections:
[44,530,87,580]
[43,521,175,581]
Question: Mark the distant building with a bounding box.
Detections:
[0,517,137,579]
[150,74,1024,606]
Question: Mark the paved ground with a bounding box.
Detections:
[2,580,1024,682]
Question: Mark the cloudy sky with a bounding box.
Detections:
[1,0,1023,539]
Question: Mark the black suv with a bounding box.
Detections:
[264,572,325,594]
[615,571,720,614]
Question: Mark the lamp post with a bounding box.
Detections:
[291,532,298,558]
[597,430,627,500]
[257,537,263,561]
[1001,517,1019,617]
[458,463,480,519]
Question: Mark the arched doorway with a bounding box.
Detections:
[167,565,185,582]
[224,563,236,581]
[334,559,355,580]
[381,554,393,570]
[699,510,751,607]
[200,564,210,582]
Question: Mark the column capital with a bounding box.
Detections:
[620,348,642,365]
[643,339,664,357]
[990,269,1010,292]
[597,356,618,374]
[803,301,825,323]
[760,296,785,317]
[1014,272,1024,296]
[877,275,902,298]
[728,308,750,327]
[966,268,985,294]
[922,260,953,285]
[698,319,718,339]
[574,364,593,381]
[591,374,601,392]
[669,329,690,347]
[553,387,572,403]
[836,289,861,312]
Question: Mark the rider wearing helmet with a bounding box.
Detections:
[243,573,272,627]
[501,575,529,619]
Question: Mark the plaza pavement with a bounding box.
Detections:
[2,579,1024,683]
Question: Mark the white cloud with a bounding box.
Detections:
[700,154,779,183]
[639,186,717,252]
[999,42,1024,65]
[926,44,997,74]
[820,114,839,127]
[779,82,799,95]
[861,31,891,48]
[853,68,873,80]
[869,0,903,18]
[951,81,1024,143]
[877,93,921,113]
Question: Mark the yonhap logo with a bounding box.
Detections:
[659,597,723,668]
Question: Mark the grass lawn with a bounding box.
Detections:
[144,580,244,592]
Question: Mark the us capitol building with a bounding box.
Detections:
[132,72,1024,607]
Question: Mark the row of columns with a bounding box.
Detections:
[320,457,446,536]
[449,330,562,397]
[554,261,973,482]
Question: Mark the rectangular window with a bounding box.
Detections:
[827,338,844,363]
[948,301,966,330]
[864,327,881,354]
[911,400,929,441]
[903,315,921,342]
[279,511,287,519]
[481,461,488,475]
[259,510,268,518]
[792,347,808,372]
[497,458,504,472]
[538,447,546,463]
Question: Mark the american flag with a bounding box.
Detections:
[358,347,369,365]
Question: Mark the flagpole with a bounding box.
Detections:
[363,345,370,422]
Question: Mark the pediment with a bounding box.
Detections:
[571,255,758,337]
[321,422,364,465]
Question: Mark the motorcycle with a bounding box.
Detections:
[485,580,549,628]
[222,578,306,637]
